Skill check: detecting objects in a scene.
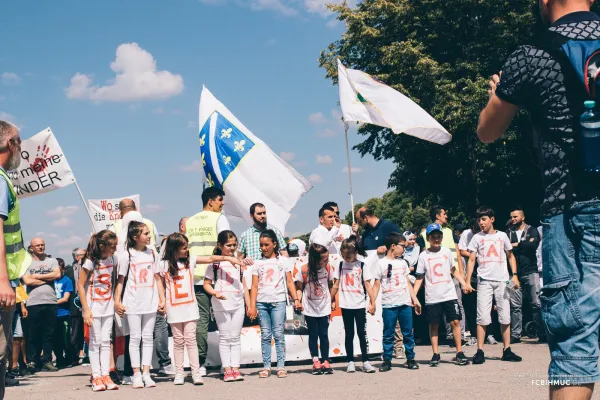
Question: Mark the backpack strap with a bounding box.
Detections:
[338,261,343,280]
[359,261,367,299]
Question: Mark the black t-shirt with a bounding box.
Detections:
[496,11,600,218]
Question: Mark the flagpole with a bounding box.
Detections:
[73,180,96,233]
[343,121,356,225]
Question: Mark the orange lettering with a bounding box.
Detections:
[433,263,443,277]
[173,276,188,299]
[265,268,275,283]
[94,273,111,296]
[344,273,355,287]
[139,268,148,284]
[486,244,499,258]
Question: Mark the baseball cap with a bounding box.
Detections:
[426,223,443,235]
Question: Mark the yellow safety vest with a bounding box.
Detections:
[186,210,220,281]
[422,227,459,268]
[0,169,31,280]
[113,218,157,246]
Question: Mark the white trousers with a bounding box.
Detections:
[476,279,511,326]
[90,316,114,378]
[127,313,157,368]
[214,308,245,368]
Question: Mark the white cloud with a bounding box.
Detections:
[56,235,86,247]
[46,205,79,217]
[293,160,307,167]
[315,154,333,164]
[308,112,328,125]
[0,72,21,85]
[179,160,203,172]
[342,166,363,173]
[307,174,323,183]
[153,107,165,114]
[199,0,297,15]
[65,43,184,102]
[0,112,15,123]
[143,204,163,214]
[316,128,338,138]
[279,152,296,162]
[52,217,73,227]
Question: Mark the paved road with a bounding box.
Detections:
[8,339,600,400]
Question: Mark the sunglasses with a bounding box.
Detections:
[387,264,393,279]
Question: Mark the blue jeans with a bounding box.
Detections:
[382,306,415,361]
[256,302,286,369]
[541,200,600,385]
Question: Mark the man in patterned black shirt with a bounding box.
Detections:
[478,1,600,399]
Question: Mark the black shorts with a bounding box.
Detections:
[425,300,461,324]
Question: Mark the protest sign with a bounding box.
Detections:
[88,194,141,232]
[7,128,76,199]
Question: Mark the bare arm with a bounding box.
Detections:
[114,275,126,315]
[477,94,519,143]
[371,279,381,300]
[195,255,241,265]
[250,275,258,309]
[57,291,71,305]
[36,267,62,281]
[451,267,467,287]
[406,276,421,315]
[155,273,165,313]
[21,274,46,287]
[413,276,424,295]
[330,278,339,298]
[460,249,470,259]
[455,244,464,277]
[77,268,93,326]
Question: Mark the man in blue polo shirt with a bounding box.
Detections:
[355,206,400,254]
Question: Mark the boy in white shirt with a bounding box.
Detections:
[464,207,522,364]
[370,232,420,372]
[414,223,469,366]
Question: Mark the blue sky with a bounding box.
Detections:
[0,0,394,260]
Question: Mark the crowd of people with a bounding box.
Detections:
[3,184,547,392]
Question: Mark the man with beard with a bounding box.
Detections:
[507,208,543,344]
[238,203,287,261]
[0,121,31,396]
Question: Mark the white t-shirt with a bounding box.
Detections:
[309,225,341,255]
[337,260,368,309]
[118,248,159,315]
[367,258,412,308]
[295,263,334,317]
[205,261,246,312]
[468,231,512,282]
[333,224,353,253]
[158,258,199,324]
[252,257,290,303]
[82,257,117,318]
[416,248,457,305]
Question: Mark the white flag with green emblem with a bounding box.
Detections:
[337,59,451,145]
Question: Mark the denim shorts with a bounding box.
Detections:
[540,199,600,385]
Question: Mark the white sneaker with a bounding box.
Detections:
[132,375,144,389]
[159,364,176,376]
[346,361,356,373]
[142,374,156,388]
[199,366,207,377]
[192,373,204,385]
[395,346,406,359]
[173,374,185,385]
[121,375,133,385]
[362,361,377,373]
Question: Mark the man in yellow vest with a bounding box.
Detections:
[186,186,230,375]
[109,198,160,249]
[421,206,466,344]
[0,120,31,398]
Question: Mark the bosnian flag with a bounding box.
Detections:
[198,86,312,233]
[337,59,451,145]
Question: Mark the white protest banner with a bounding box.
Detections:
[7,128,76,198]
[88,194,140,232]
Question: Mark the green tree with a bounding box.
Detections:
[320,1,600,222]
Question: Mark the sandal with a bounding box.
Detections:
[259,369,271,378]
[276,368,287,378]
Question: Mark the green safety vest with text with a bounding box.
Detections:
[186,210,220,281]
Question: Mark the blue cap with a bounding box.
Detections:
[426,223,443,235]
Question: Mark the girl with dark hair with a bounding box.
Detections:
[296,243,335,375]
[77,230,119,392]
[203,230,251,382]
[330,236,376,373]
[248,229,300,378]
[114,221,165,389]
[160,232,240,385]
